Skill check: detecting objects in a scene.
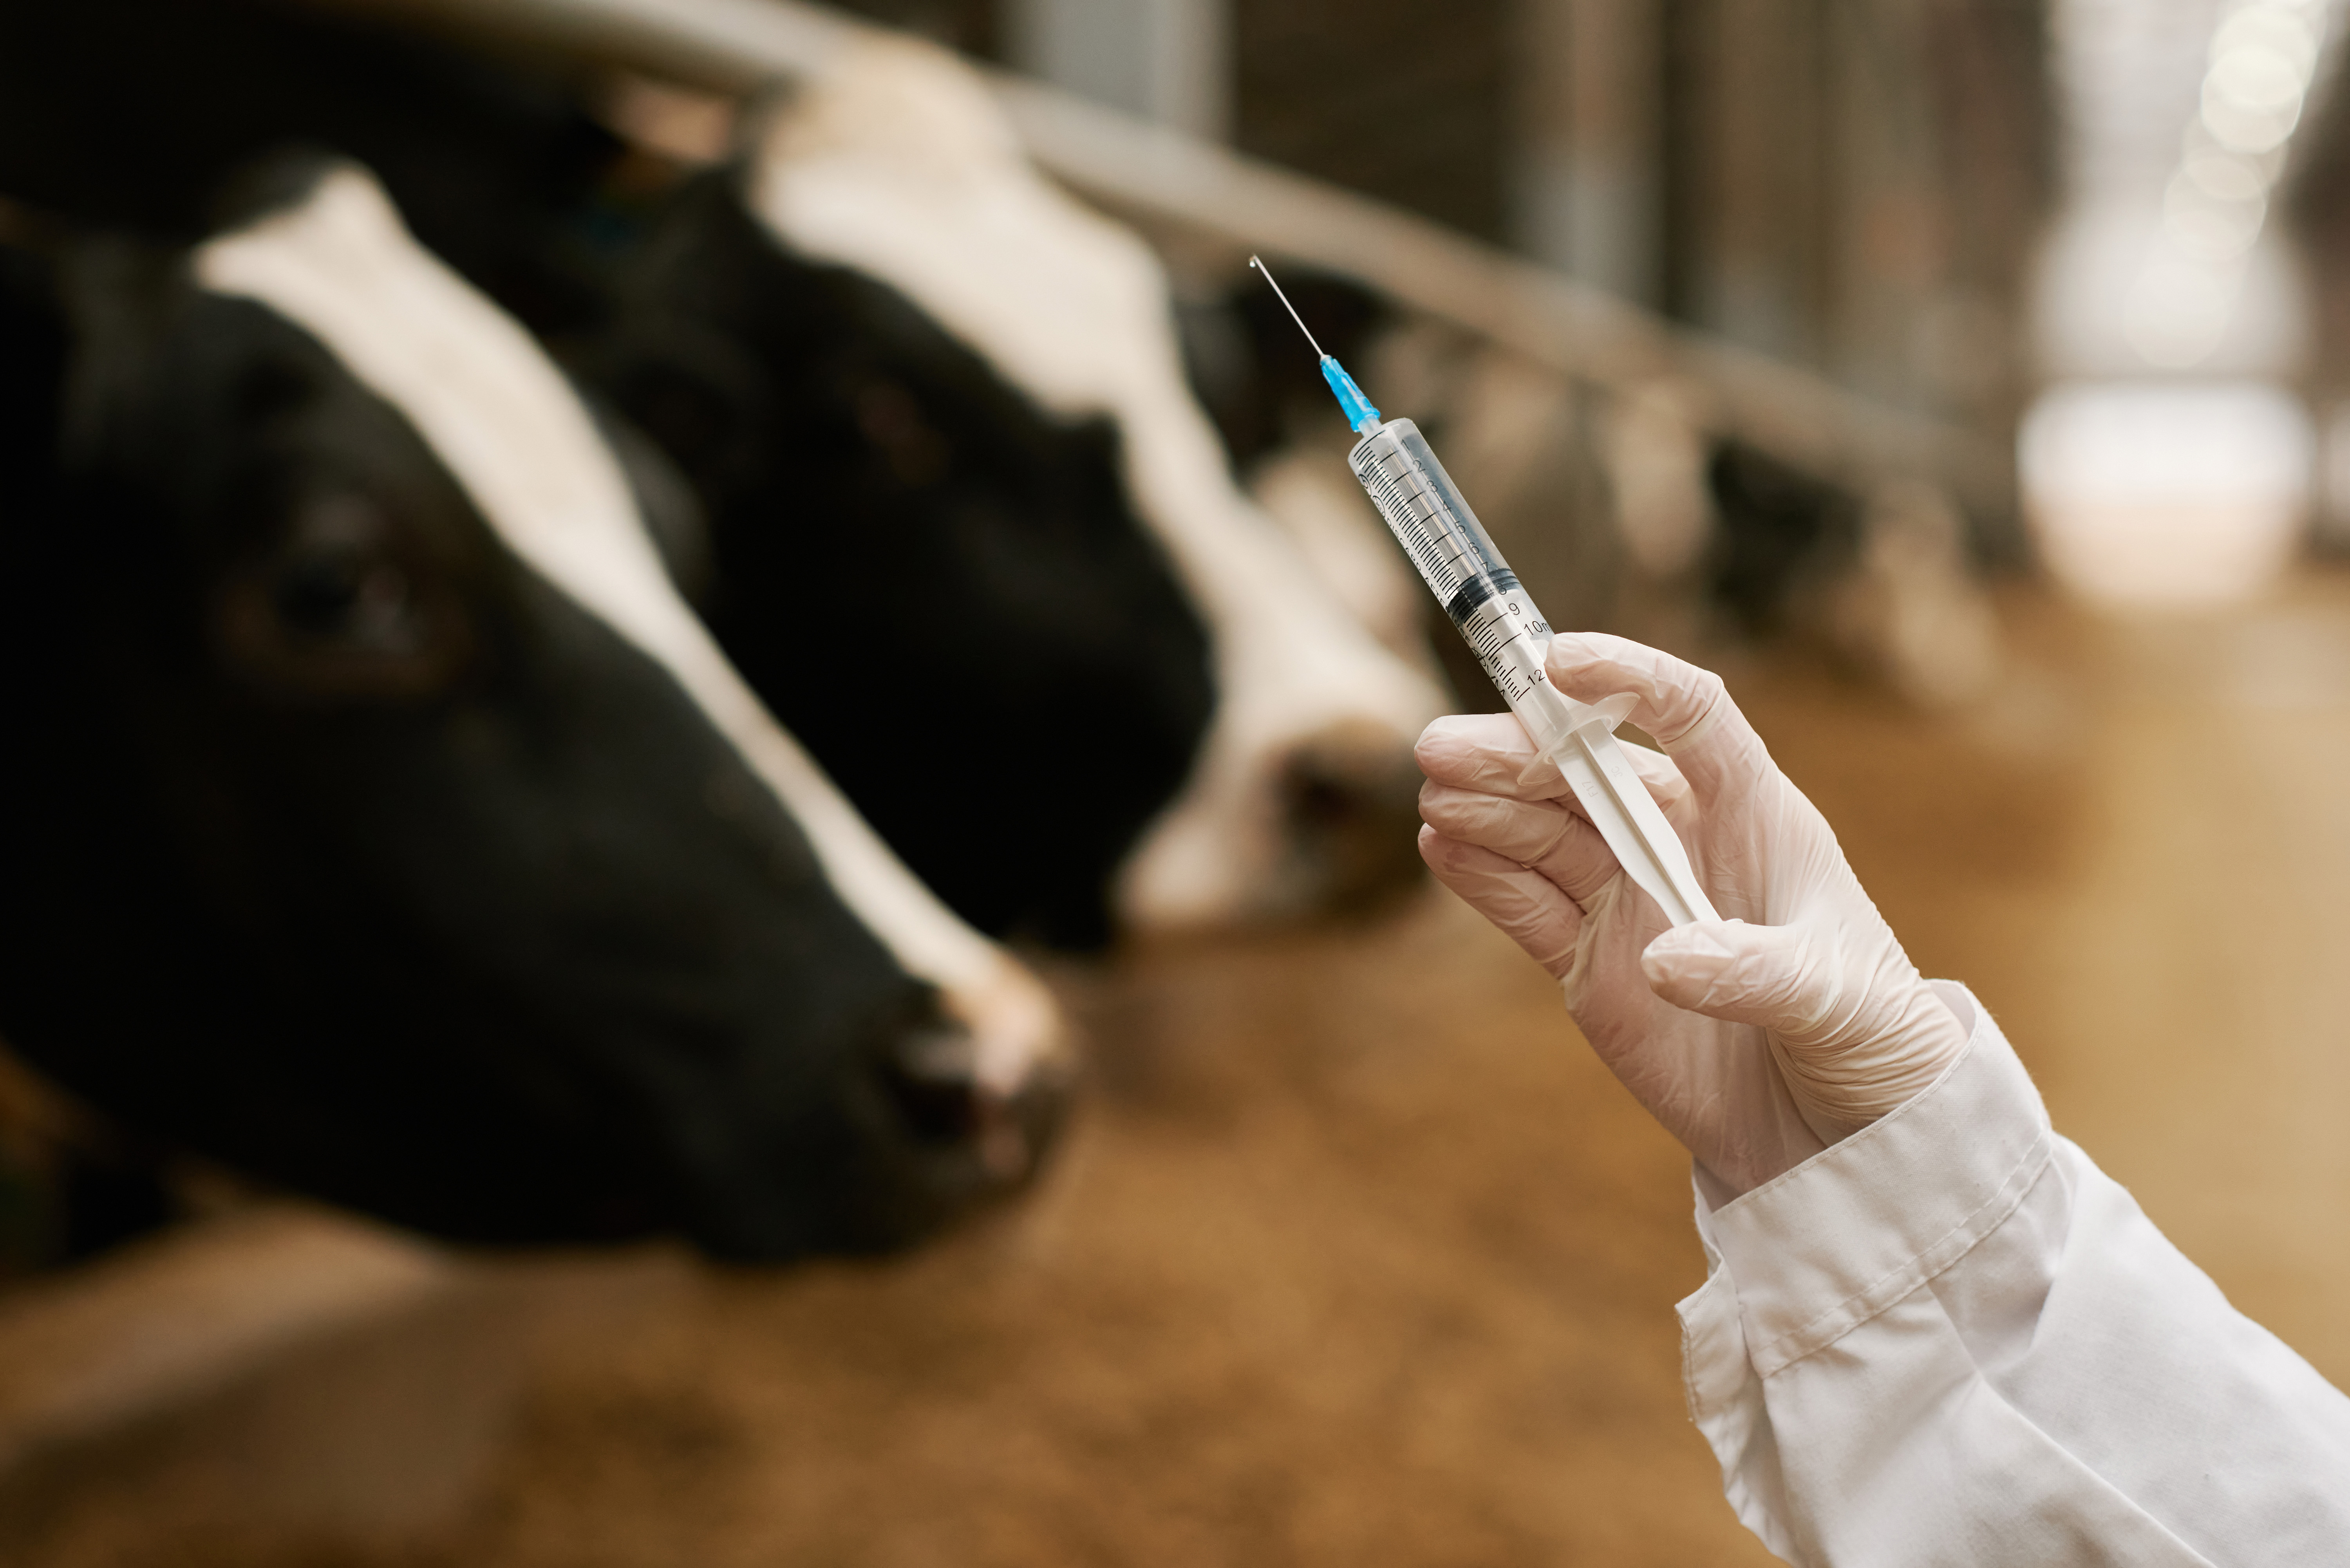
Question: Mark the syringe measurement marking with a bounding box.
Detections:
[1358,433,1560,704]
[1369,449,1479,560]
[1356,459,1451,570]
[1357,458,1478,598]
[1367,475,1549,697]
[1358,451,1527,635]
[1390,444,1502,571]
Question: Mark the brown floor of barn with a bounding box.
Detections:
[58,574,2350,1564]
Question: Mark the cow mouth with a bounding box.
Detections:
[1278,722,1433,917]
[874,1023,1076,1190]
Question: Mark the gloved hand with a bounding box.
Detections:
[1415,632,1969,1197]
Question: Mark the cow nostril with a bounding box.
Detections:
[1281,725,1430,914]
[877,1031,988,1147]
[873,1026,1076,1188]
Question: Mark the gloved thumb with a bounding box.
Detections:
[1640,919,1828,1033]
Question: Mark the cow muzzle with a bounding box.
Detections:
[1276,717,1431,917]
[886,958,1074,1194]
[1115,705,1441,932]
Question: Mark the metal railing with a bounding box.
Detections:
[311,0,2012,521]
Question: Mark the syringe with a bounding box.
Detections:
[1250,257,1717,927]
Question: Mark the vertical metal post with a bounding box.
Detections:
[1001,0,1229,140]
[1511,0,1665,306]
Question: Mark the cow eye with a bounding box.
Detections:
[216,492,469,696]
[274,552,397,635]
[855,381,949,488]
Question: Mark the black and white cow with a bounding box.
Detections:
[587,174,1221,948]
[596,42,1450,941]
[0,161,1070,1259]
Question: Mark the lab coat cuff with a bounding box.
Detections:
[1685,984,2053,1379]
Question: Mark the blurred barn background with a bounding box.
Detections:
[4,0,2350,1563]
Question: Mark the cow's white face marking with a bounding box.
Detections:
[194,167,1058,1089]
[745,40,1448,928]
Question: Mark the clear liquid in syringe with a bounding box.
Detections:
[1348,420,1556,712]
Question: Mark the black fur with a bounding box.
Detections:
[1703,441,1862,637]
[0,0,627,336]
[593,179,1217,948]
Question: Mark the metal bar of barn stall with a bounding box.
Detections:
[301,0,2014,521]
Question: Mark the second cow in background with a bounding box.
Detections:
[596,41,1446,945]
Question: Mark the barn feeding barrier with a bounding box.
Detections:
[304,0,2013,703]
[309,0,2004,499]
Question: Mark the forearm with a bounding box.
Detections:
[1412,638,2350,1554]
[1680,987,2350,1565]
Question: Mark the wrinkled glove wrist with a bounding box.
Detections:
[1641,913,1966,1148]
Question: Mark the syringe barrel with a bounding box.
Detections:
[1347,418,1574,744]
[1347,417,1719,928]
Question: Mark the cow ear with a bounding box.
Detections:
[204,146,349,237]
[48,234,190,472]
[0,236,69,486]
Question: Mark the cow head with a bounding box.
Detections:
[596,41,1448,945]
[591,179,1218,950]
[0,164,1070,1259]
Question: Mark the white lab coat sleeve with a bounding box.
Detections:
[1677,982,2350,1565]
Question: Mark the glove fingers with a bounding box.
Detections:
[1639,919,1827,1032]
[1417,709,1696,828]
[1415,713,1573,802]
[1544,632,1725,746]
[1547,633,1774,810]
[1419,826,1586,977]
[1418,782,1621,907]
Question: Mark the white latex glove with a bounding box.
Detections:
[1415,632,1968,1197]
